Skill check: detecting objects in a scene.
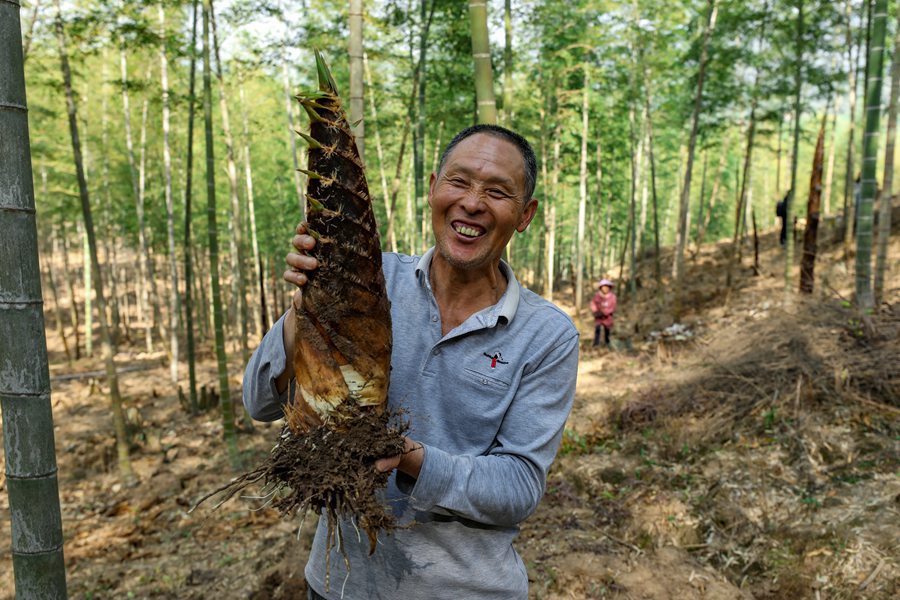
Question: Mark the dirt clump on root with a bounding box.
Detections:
[196,407,406,554]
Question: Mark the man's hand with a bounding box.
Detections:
[375,436,424,479]
[275,222,318,394]
[284,221,319,309]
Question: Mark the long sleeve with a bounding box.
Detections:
[405,331,579,527]
[242,312,291,422]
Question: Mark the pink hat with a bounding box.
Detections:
[598,279,613,288]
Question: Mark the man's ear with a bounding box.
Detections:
[516,197,539,233]
[427,172,437,208]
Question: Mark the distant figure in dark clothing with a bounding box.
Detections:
[776,191,789,246]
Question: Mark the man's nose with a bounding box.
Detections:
[459,188,486,213]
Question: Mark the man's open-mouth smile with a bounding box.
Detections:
[452,221,486,239]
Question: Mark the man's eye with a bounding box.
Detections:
[488,189,509,199]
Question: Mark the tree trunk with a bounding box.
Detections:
[348,0,364,159]
[595,138,604,274]
[627,104,638,297]
[414,0,428,254]
[875,2,900,303]
[843,0,862,251]
[21,0,41,62]
[209,0,249,363]
[47,237,73,368]
[406,147,416,253]
[545,205,556,302]
[673,0,717,318]
[425,120,444,253]
[643,83,662,291]
[799,118,826,294]
[60,221,81,359]
[776,112,784,194]
[543,125,561,301]
[695,151,708,252]
[502,0,513,125]
[1,7,67,593]
[752,208,760,274]
[855,0,888,309]
[469,0,497,124]
[784,0,804,295]
[203,0,238,465]
[183,0,200,413]
[55,1,132,479]
[822,107,837,215]
[159,4,180,384]
[80,221,92,357]
[575,63,589,313]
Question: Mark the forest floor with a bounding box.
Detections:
[1,217,899,600]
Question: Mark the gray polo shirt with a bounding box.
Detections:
[243,248,579,599]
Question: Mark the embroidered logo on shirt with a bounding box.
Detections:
[483,352,508,369]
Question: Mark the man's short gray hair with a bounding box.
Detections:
[437,124,538,200]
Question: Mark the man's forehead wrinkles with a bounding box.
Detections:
[446,162,517,186]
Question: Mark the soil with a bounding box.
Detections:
[1,218,898,599]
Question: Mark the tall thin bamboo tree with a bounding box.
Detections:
[469,0,498,124]
[575,62,590,312]
[799,117,827,294]
[502,0,513,125]
[203,0,239,465]
[874,2,899,303]
[843,0,862,250]
[1,4,67,595]
[784,0,805,295]
[855,0,888,308]
[642,70,662,292]
[159,3,180,384]
[209,0,249,363]
[183,0,200,413]
[349,0,364,159]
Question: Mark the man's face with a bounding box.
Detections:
[428,133,537,271]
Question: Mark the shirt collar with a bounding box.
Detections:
[415,246,520,325]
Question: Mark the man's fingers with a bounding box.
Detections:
[292,233,316,252]
[285,251,318,271]
[374,454,401,473]
[283,269,307,287]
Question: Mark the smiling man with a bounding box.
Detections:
[244,124,579,600]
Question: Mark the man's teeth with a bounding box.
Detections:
[455,225,483,237]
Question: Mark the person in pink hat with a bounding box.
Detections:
[590,279,617,348]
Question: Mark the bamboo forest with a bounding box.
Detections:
[2,0,899,598]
